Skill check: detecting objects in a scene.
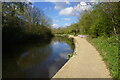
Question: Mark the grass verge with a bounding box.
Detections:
[87,35,120,79]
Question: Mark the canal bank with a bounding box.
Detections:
[52,35,111,78]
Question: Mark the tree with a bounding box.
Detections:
[2,2,53,45]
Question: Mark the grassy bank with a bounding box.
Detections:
[87,35,120,79]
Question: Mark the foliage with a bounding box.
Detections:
[2,2,53,45]
[78,2,120,37]
[53,2,120,37]
[52,23,80,35]
[68,53,73,60]
[87,35,120,79]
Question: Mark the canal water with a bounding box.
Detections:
[3,37,74,78]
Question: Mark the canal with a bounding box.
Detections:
[3,37,74,78]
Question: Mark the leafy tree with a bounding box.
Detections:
[2,2,53,45]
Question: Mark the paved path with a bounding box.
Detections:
[52,35,111,78]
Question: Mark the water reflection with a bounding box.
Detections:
[17,46,52,68]
[3,37,74,78]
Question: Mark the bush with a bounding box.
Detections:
[2,21,53,45]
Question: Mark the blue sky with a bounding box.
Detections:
[33,2,92,28]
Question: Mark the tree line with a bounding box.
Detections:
[54,2,120,38]
[2,2,54,45]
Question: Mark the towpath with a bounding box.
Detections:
[52,35,111,78]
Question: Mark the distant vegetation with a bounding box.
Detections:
[52,2,120,79]
[53,2,120,37]
[2,2,54,45]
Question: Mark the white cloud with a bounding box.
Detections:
[54,2,70,10]
[59,7,73,16]
[63,18,71,21]
[53,20,59,23]
[54,2,66,10]
[80,1,87,6]
[45,0,62,2]
[60,53,68,59]
[74,3,91,11]
[64,23,70,27]
[44,0,70,11]
[59,2,92,16]
[43,8,47,11]
[27,0,32,2]
[52,24,59,28]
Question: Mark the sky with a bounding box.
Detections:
[32,1,92,28]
